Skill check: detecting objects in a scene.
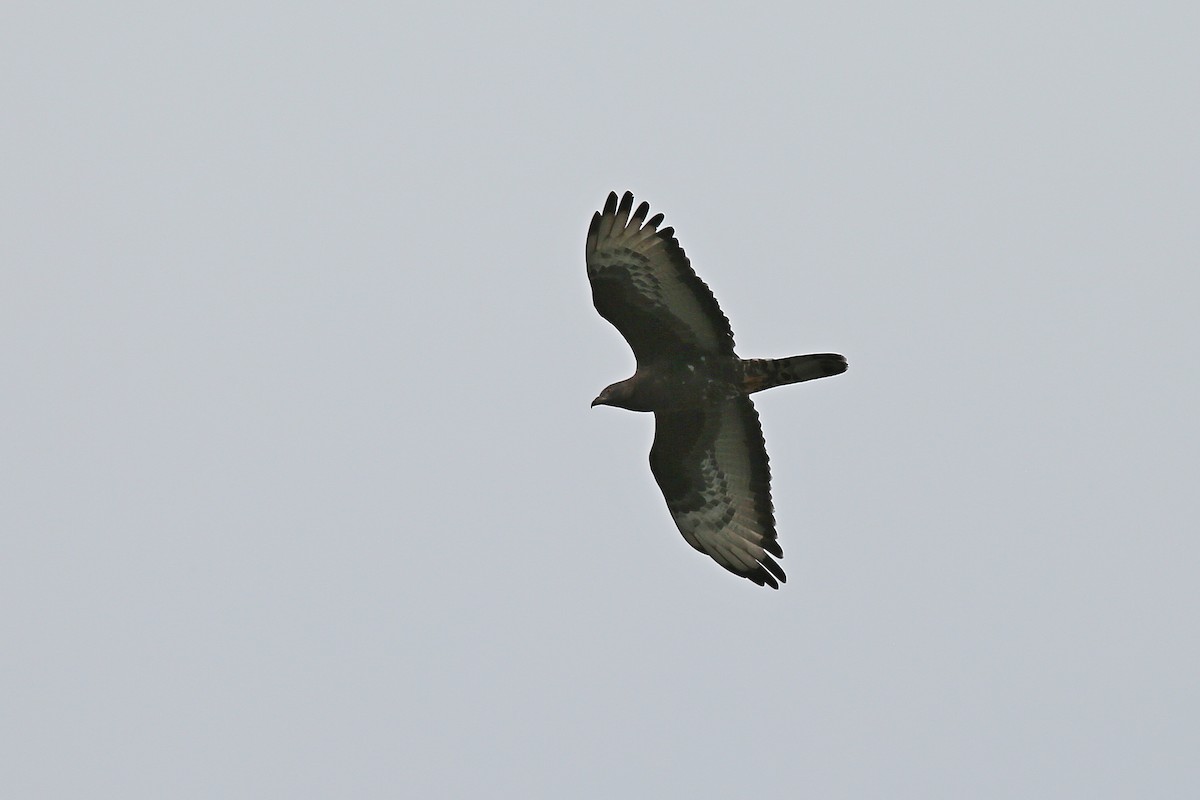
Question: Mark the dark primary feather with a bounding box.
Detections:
[585,191,736,364]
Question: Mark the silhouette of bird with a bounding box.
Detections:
[587,191,847,588]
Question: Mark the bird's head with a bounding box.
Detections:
[591,377,645,411]
[590,383,621,408]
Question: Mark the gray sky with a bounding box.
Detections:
[4,2,1198,797]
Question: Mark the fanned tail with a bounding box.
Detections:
[740,354,848,394]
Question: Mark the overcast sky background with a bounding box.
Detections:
[4,3,1198,797]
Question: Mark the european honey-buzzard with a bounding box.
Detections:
[587,191,847,588]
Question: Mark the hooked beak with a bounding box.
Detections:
[590,395,603,408]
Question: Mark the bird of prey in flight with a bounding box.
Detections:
[586,191,847,588]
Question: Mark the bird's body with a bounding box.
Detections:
[586,191,847,588]
[592,354,737,412]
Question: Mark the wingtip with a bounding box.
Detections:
[614,191,634,229]
[749,569,782,590]
[761,554,786,587]
[632,200,650,225]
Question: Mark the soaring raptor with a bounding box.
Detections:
[587,191,847,588]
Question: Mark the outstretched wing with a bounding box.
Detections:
[586,191,736,364]
[649,396,785,588]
